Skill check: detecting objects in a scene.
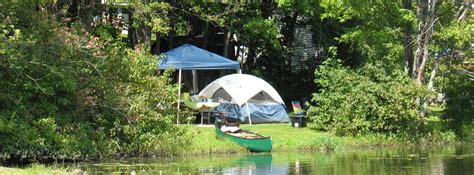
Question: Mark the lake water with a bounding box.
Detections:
[77,145,474,174]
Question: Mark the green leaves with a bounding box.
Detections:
[309,59,429,137]
[239,17,281,49]
[0,2,189,163]
[132,2,172,34]
[442,70,474,141]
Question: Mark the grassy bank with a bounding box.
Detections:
[180,125,247,155]
[182,123,399,155]
[181,105,455,154]
[0,164,69,174]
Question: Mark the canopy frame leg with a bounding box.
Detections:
[177,68,182,125]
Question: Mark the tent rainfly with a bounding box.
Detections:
[157,44,241,124]
[198,74,290,124]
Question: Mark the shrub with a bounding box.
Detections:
[308,59,429,137]
[0,3,188,164]
[442,70,474,141]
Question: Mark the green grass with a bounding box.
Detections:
[241,124,341,151]
[427,105,445,118]
[241,124,400,151]
[182,123,398,154]
[0,164,70,175]
[423,105,459,142]
[426,105,446,131]
[180,125,246,155]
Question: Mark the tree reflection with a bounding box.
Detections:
[74,145,473,174]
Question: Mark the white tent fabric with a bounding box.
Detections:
[198,74,285,106]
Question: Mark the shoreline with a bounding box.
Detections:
[1,142,471,174]
[1,123,466,173]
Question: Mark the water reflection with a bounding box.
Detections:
[77,145,474,174]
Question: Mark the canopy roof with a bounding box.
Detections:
[157,44,240,70]
[198,74,285,106]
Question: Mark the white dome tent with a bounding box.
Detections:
[198,74,290,124]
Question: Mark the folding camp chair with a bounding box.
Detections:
[182,92,219,125]
[180,93,199,124]
[291,101,306,117]
[290,101,307,127]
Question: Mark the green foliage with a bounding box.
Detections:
[442,70,474,141]
[0,2,188,163]
[240,18,282,49]
[131,2,171,34]
[308,135,346,152]
[116,50,190,156]
[308,59,429,137]
[432,3,474,141]
[322,2,411,68]
[0,0,470,164]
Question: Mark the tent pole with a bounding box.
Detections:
[177,68,182,125]
[246,101,252,125]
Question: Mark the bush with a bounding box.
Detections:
[308,59,429,137]
[442,70,474,141]
[0,3,188,164]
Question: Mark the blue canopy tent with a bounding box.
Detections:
[157,44,241,124]
[158,44,240,70]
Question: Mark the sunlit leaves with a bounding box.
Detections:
[309,59,429,136]
[240,17,281,49]
[132,2,172,34]
[322,1,412,69]
[0,1,189,162]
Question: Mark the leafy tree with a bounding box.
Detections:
[308,58,428,137]
[442,70,474,141]
[435,3,473,140]
[0,2,188,164]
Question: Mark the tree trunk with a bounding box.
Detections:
[137,25,151,48]
[457,0,471,22]
[69,0,78,20]
[412,0,427,79]
[282,11,299,47]
[151,32,161,55]
[416,0,437,117]
[415,22,433,86]
[168,13,175,50]
[416,0,437,85]
[223,23,232,58]
[78,0,95,32]
[427,57,440,91]
[403,0,413,75]
[203,21,209,49]
[128,10,136,50]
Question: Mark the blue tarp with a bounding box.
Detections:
[157,44,240,70]
[212,103,290,124]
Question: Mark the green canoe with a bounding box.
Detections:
[215,121,272,152]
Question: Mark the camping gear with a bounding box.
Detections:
[157,44,240,124]
[157,44,240,70]
[291,101,305,117]
[182,93,219,124]
[198,74,290,124]
[215,119,272,152]
[289,101,307,128]
[290,117,307,128]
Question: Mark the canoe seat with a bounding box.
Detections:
[225,131,264,139]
